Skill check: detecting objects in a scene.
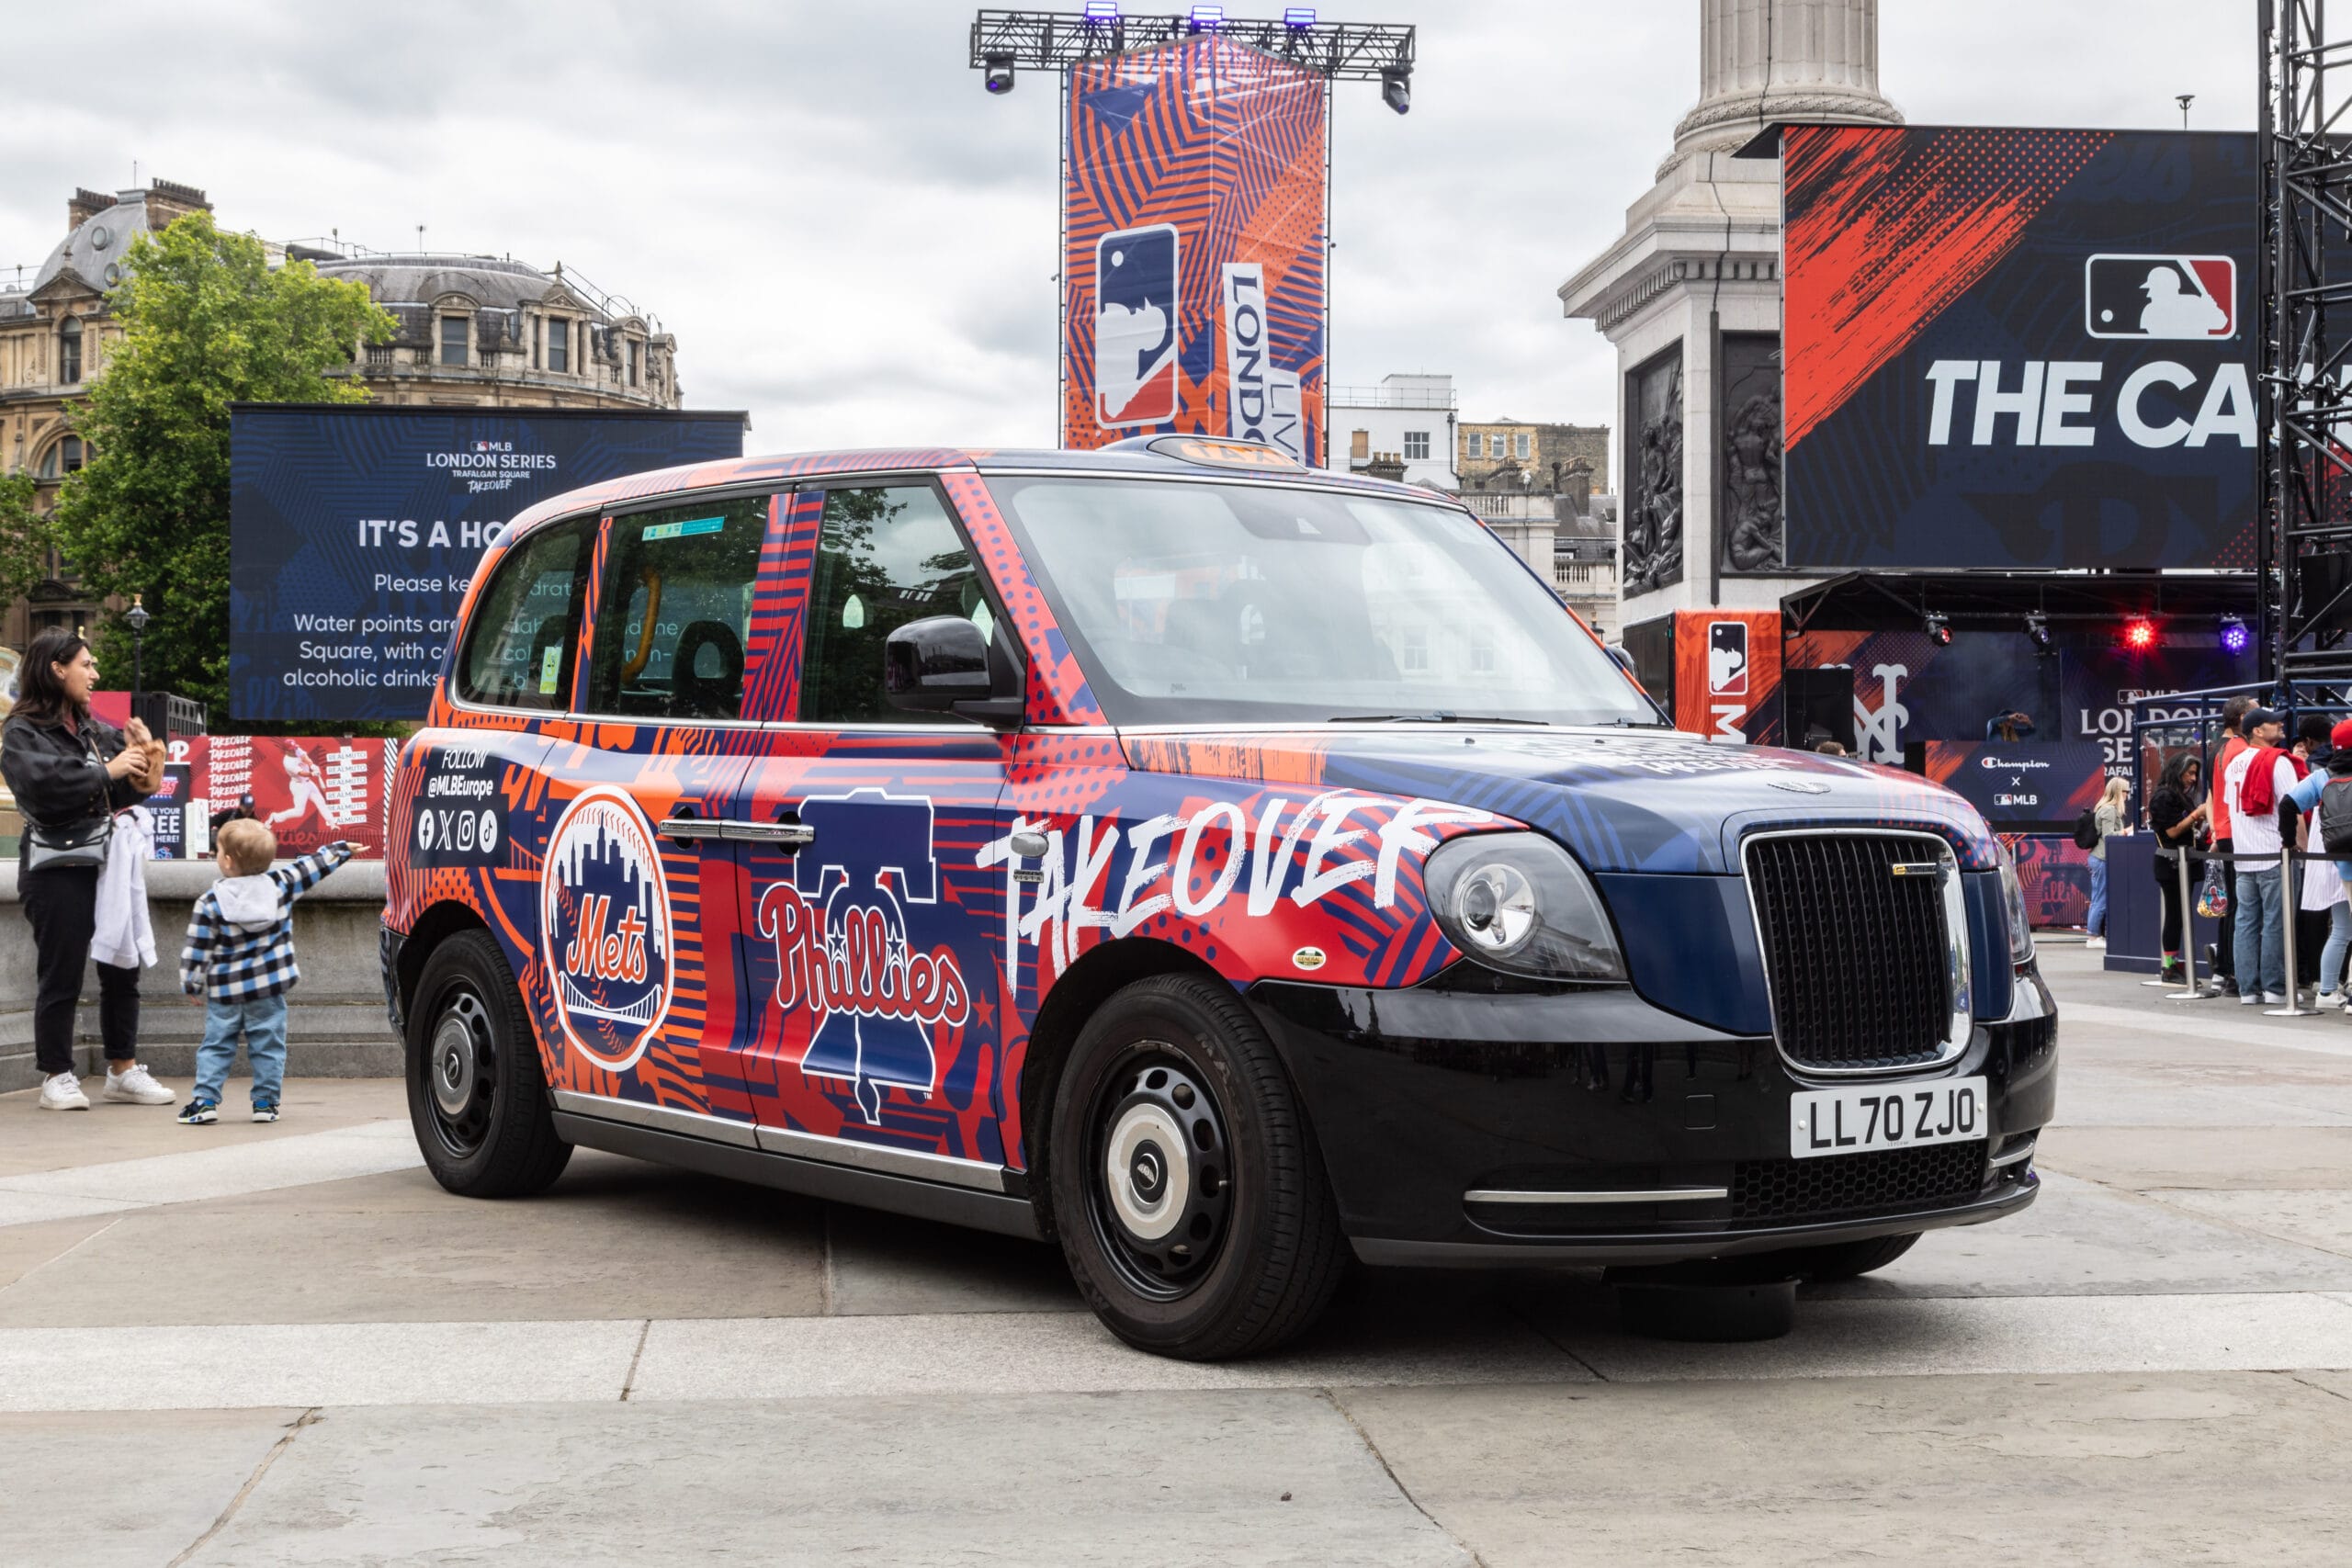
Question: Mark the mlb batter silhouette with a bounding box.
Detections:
[793,788,945,1122]
[2139,267,2226,339]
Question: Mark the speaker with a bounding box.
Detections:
[2297,551,2352,641]
[1782,665,1855,754]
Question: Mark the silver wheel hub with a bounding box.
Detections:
[1104,1102,1189,1242]
[431,995,485,1118]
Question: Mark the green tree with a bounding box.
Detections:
[51,211,393,711]
[0,474,54,626]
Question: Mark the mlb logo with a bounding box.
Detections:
[1096,224,1180,428]
[2085,254,2235,341]
[1707,621,1748,697]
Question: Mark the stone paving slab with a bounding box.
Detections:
[0,1077,403,1176]
[0,1117,422,1227]
[187,1393,1474,1568]
[2149,1188,2352,1258]
[0,1407,305,1568]
[1340,1371,2352,1568]
[2038,1124,2352,1189]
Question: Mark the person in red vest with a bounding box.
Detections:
[2207,695,2257,995]
[2223,707,2300,1004]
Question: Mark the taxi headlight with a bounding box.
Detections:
[1996,841,2035,965]
[1426,833,1625,981]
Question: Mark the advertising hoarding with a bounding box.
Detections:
[230,405,743,722]
[1924,740,2110,831]
[1061,35,1326,461]
[1781,125,2256,570]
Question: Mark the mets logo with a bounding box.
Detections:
[540,787,673,1073]
[755,788,971,1122]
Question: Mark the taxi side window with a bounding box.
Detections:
[800,485,992,725]
[583,494,772,722]
[456,516,594,712]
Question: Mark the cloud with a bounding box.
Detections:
[0,0,2250,454]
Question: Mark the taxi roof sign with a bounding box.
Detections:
[1145,436,1304,471]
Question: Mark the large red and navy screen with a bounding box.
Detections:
[1781,124,2256,571]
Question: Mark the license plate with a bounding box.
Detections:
[1789,1077,1986,1159]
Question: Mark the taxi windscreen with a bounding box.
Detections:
[988,477,1657,728]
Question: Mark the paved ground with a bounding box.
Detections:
[2,942,2348,1565]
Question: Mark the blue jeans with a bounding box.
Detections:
[2322,903,2352,997]
[2086,854,2109,937]
[193,995,289,1107]
[2233,868,2287,999]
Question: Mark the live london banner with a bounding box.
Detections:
[230,405,742,721]
[1061,34,1326,462]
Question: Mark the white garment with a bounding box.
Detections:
[2304,853,2347,913]
[89,806,156,970]
[2225,749,2300,859]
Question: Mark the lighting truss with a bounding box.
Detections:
[2261,0,2352,683]
[968,9,1414,80]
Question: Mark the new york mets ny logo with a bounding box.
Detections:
[755,788,971,1122]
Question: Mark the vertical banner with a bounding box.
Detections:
[1062,36,1326,461]
[1670,610,1781,744]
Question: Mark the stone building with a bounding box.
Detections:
[0,179,684,649]
[1327,374,1459,490]
[1557,0,1899,676]
[1458,419,1610,496]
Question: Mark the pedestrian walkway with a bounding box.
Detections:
[2,942,2348,1565]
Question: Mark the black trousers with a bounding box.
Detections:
[21,863,140,1077]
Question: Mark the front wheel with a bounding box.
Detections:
[1047,974,1347,1360]
[405,930,571,1197]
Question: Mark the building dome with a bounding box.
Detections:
[33,194,153,294]
[313,254,582,315]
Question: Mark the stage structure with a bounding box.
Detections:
[2260,1,2352,683]
[968,6,1415,463]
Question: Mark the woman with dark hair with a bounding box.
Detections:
[2148,750,2211,985]
[3,630,172,1111]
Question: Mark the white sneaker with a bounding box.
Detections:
[2085,937,2107,951]
[2265,992,2290,1005]
[2240,993,2264,1005]
[100,1065,175,1107]
[38,1071,90,1111]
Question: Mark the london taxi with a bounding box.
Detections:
[383,437,2056,1360]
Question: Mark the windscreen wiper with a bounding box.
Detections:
[1329,712,1552,726]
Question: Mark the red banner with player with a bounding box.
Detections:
[1061,34,1326,462]
[144,736,393,860]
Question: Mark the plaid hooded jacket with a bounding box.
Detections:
[180,842,355,1001]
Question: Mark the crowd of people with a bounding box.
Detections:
[2110,693,2352,1005]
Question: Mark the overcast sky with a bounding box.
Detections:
[0,1,2256,449]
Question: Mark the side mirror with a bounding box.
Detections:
[885,615,1023,726]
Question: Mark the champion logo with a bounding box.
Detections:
[540,787,673,1072]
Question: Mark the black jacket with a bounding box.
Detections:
[2,710,142,838]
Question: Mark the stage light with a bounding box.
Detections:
[1082,0,1119,20]
[1283,6,1317,25]
[2220,614,2251,654]
[1380,65,1411,115]
[1924,612,1952,647]
[1189,4,1225,28]
[2024,613,2051,650]
[982,51,1016,94]
[2123,617,2158,650]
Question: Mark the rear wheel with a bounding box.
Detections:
[1047,974,1347,1360]
[406,930,571,1197]
[1770,1231,1920,1281]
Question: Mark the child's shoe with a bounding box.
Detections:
[178,1100,219,1125]
[251,1102,279,1123]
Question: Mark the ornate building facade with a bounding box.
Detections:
[0,179,686,649]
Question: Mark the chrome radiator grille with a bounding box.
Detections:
[1743,831,1962,1073]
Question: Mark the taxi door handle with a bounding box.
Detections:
[659,816,814,848]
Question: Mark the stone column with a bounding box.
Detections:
[1661,0,1901,177]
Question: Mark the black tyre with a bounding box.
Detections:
[406,930,571,1198]
[1770,1231,1921,1282]
[1047,974,1347,1359]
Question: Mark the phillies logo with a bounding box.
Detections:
[755,788,970,1122]
[540,787,673,1072]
